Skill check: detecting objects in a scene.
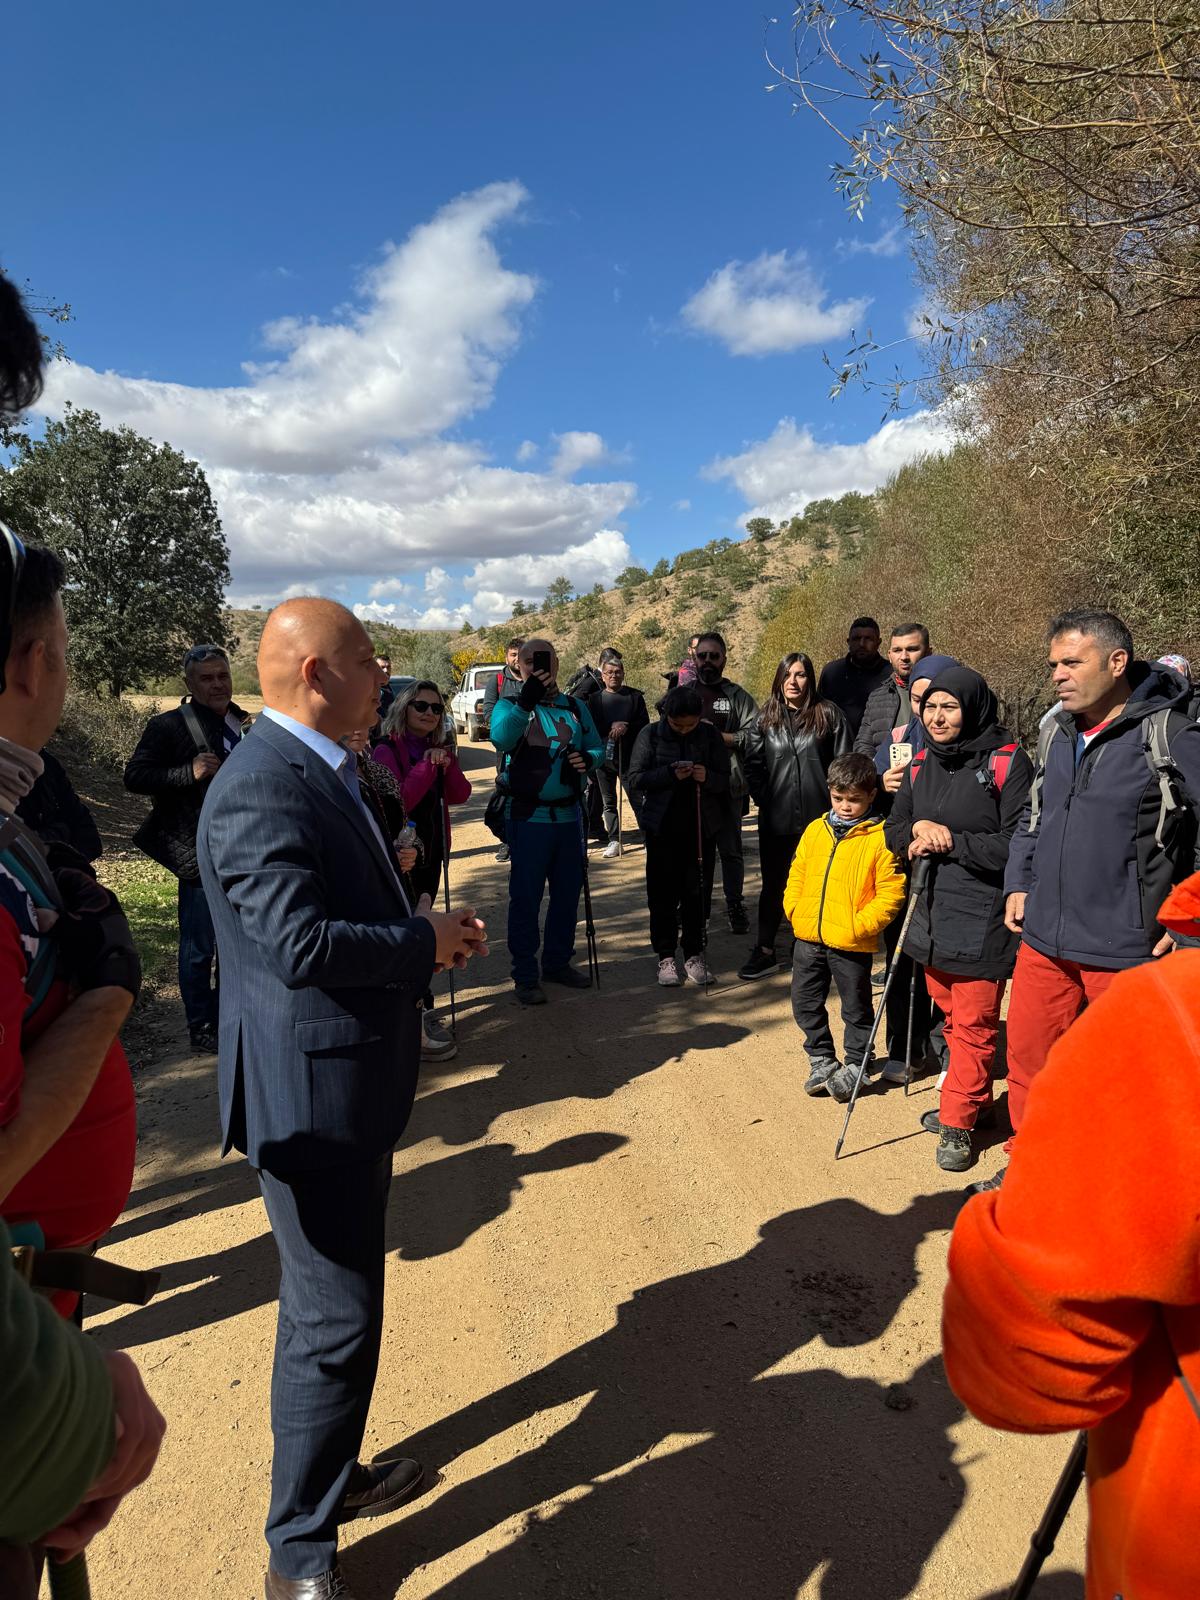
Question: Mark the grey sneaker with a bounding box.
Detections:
[936,1125,972,1172]
[803,1057,838,1097]
[602,840,621,859]
[657,956,681,987]
[494,843,510,863]
[421,1010,457,1061]
[922,1104,997,1135]
[683,954,713,985]
[827,1060,870,1104]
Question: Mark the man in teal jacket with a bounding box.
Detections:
[492,639,604,1005]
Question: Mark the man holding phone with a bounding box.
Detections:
[491,639,605,1005]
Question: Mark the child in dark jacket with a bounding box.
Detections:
[626,687,730,987]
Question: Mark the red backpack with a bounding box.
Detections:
[909,743,1018,792]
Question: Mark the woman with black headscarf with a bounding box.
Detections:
[885,667,1034,1174]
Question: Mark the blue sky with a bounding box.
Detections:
[5,1,949,626]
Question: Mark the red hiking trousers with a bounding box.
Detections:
[924,968,1006,1132]
[1004,941,1118,1141]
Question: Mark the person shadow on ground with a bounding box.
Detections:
[93,1132,628,1348]
[348,1191,966,1599]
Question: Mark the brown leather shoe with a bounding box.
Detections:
[337,1456,424,1523]
[265,1565,355,1599]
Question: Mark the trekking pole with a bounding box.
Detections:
[1006,1433,1088,1600]
[835,856,931,1159]
[436,768,457,1039]
[617,742,624,855]
[696,780,710,996]
[903,949,920,1096]
[577,799,600,987]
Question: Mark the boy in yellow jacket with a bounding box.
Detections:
[783,752,906,1103]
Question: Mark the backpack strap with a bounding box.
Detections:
[180,702,213,756]
[1143,708,1193,850]
[987,743,1019,791]
[1026,717,1062,833]
[907,749,927,785]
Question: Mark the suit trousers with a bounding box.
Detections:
[593,766,622,842]
[790,940,874,1067]
[755,828,801,951]
[257,1154,392,1579]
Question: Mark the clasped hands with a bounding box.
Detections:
[416,893,489,972]
[907,819,953,859]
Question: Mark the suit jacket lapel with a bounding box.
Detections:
[250,717,407,908]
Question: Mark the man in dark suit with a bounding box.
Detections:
[198,599,487,1599]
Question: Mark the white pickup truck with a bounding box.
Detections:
[451,663,504,741]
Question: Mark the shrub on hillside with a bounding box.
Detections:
[638,616,663,639]
[60,687,149,771]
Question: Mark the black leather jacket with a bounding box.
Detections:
[743,708,852,836]
[124,698,251,880]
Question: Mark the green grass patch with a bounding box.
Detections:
[97,855,178,992]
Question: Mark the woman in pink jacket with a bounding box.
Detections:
[373,678,471,906]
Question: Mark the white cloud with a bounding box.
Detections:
[836,221,906,260]
[703,409,959,522]
[35,182,636,616]
[673,498,691,512]
[549,430,608,477]
[354,599,473,630]
[464,528,632,622]
[516,439,539,463]
[424,566,452,598]
[681,250,870,357]
[366,577,413,601]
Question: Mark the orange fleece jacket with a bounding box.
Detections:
[944,880,1200,1599]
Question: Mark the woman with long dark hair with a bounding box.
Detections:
[740,653,850,979]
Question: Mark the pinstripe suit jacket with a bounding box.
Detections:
[197,714,436,1174]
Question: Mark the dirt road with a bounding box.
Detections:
[86,741,1085,1599]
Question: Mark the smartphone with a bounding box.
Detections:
[890,742,914,768]
[532,649,551,676]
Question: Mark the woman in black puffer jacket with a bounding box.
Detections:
[884,666,1033,1175]
[740,653,850,980]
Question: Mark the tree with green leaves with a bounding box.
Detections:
[544,575,574,611]
[510,598,531,618]
[2,406,230,696]
[745,516,775,543]
[408,634,457,692]
[650,557,670,579]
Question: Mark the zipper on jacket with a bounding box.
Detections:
[816,818,871,944]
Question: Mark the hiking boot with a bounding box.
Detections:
[494,844,510,863]
[190,1024,218,1054]
[827,1060,869,1104]
[936,1124,973,1172]
[601,840,621,859]
[881,1058,912,1085]
[421,1010,457,1062]
[737,947,780,981]
[921,1103,996,1136]
[515,983,547,1006]
[803,1057,838,1097]
[684,954,714,985]
[657,956,681,987]
[726,901,750,934]
[967,1166,1007,1195]
[542,964,591,989]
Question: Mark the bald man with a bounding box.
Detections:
[198,600,486,1599]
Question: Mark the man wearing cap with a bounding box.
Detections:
[124,645,252,1051]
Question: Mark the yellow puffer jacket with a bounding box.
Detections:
[782,815,906,953]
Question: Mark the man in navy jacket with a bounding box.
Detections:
[199,599,486,1599]
[997,609,1200,1192]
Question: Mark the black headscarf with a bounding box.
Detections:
[919,666,1010,762]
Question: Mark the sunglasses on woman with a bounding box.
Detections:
[410,698,444,715]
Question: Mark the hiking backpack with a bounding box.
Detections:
[908,743,1018,793]
[1026,709,1193,849]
